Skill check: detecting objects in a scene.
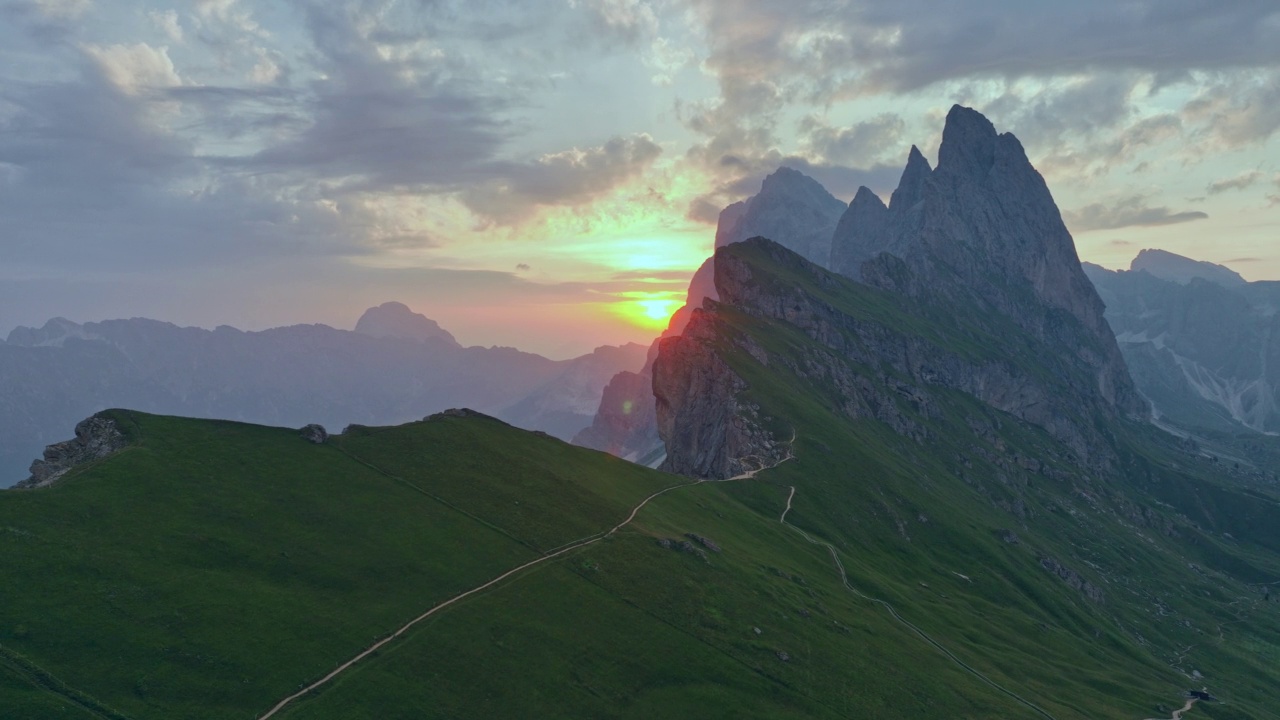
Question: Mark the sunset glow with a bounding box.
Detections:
[612,292,685,330]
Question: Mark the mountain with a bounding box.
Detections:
[8,235,1280,716]
[352,301,460,344]
[1129,248,1247,288]
[714,166,848,267]
[650,236,1280,717]
[1085,254,1280,435]
[0,306,646,485]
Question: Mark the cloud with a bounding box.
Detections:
[1207,170,1264,194]
[83,43,181,95]
[570,0,658,45]
[1064,195,1209,232]
[460,134,663,225]
[149,9,183,43]
[800,112,905,166]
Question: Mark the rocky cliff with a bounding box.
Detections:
[830,105,1146,420]
[655,239,1128,477]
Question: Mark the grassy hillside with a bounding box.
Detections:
[3,244,1280,718]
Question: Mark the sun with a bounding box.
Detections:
[611,293,683,330]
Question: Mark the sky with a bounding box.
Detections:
[1,0,1278,358]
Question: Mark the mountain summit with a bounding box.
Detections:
[715,166,846,267]
[829,104,1146,421]
[353,301,459,346]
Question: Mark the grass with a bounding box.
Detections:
[2,240,1279,718]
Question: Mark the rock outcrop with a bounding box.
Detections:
[17,415,127,488]
[299,424,328,444]
[571,370,661,462]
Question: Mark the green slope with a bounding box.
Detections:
[4,243,1280,719]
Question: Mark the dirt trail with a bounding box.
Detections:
[778,485,1060,720]
[1145,697,1196,720]
[258,434,795,719]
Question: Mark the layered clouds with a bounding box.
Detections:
[2,0,1279,355]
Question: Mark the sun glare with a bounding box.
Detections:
[611,293,683,330]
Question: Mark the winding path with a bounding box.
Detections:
[259,437,795,719]
[778,484,1061,720]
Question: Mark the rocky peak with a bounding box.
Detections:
[829,187,890,277]
[715,166,846,267]
[828,104,1145,418]
[889,145,932,211]
[937,105,999,178]
[1130,248,1246,288]
[354,302,458,346]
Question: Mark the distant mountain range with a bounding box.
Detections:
[1085,252,1280,435]
[0,301,646,485]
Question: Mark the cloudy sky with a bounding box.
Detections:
[2,0,1278,357]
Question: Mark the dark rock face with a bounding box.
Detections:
[715,166,847,267]
[1085,257,1280,434]
[830,105,1146,420]
[354,301,459,346]
[653,303,786,479]
[18,415,127,488]
[700,240,1114,468]
[299,424,328,444]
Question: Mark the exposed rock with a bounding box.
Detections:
[299,424,328,444]
[716,166,847,267]
[1039,556,1105,604]
[686,533,722,552]
[1000,530,1021,544]
[17,415,127,489]
[353,301,459,346]
[830,105,1147,422]
[653,304,786,479]
[427,408,493,421]
[705,239,1116,469]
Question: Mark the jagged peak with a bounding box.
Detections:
[851,185,888,211]
[889,145,932,211]
[938,105,999,177]
[757,166,840,207]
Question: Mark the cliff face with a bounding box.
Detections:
[655,240,1127,477]
[830,105,1146,420]
[652,305,786,478]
